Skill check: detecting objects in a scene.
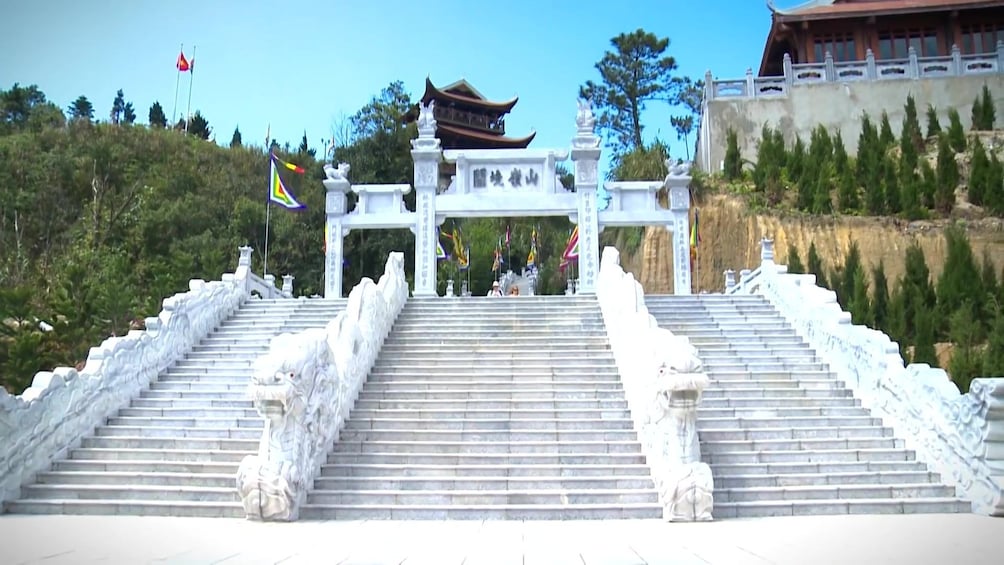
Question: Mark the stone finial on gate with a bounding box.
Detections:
[760,237,775,266]
[724,269,736,292]
[238,246,253,268]
[281,275,295,298]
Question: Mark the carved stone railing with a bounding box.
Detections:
[0,246,266,506]
[596,246,713,521]
[236,252,409,521]
[707,41,1004,100]
[727,239,1004,516]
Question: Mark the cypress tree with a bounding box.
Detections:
[901,169,922,220]
[947,108,967,152]
[807,242,827,288]
[920,159,937,210]
[972,96,985,131]
[926,105,941,138]
[948,302,983,393]
[981,84,996,131]
[788,135,805,184]
[888,284,909,358]
[902,242,936,338]
[786,245,805,274]
[902,94,924,154]
[813,163,834,214]
[968,138,989,206]
[849,266,873,326]
[935,134,958,214]
[837,166,859,212]
[867,157,887,215]
[936,224,982,337]
[912,307,939,366]
[724,128,742,180]
[980,249,999,331]
[982,312,1004,377]
[883,155,901,214]
[986,153,1004,215]
[832,130,849,175]
[879,111,896,148]
[872,261,890,333]
[840,242,863,306]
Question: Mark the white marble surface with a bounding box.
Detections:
[238,252,409,520]
[1,513,1002,564]
[0,248,258,506]
[729,239,1004,516]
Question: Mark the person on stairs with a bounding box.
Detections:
[487,281,503,297]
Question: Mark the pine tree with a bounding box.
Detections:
[788,135,805,184]
[982,311,1004,377]
[972,96,985,131]
[968,137,989,206]
[879,111,896,148]
[839,242,863,306]
[148,101,167,128]
[920,159,937,210]
[812,162,834,214]
[849,266,873,326]
[948,302,984,393]
[298,131,309,154]
[935,134,958,214]
[986,153,1004,215]
[901,242,937,338]
[981,84,996,130]
[866,158,887,215]
[947,108,967,152]
[786,246,805,274]
[110,89,126,125]
[901,169,922,220]
[925,105,941,138]
[872,261,890,332]
[122,102,136,124]
[837,166,858,212]
[912,307,939,366]
[888,285,909,358]
[856,114,883,214]
[883,155,901,214]
[832,130,849,175]
[981,249,999,331]
[723,128,742,180]
[902,94,924,155]
[936,224,983,337]
[231,126,242,147]
[807,242,827,288]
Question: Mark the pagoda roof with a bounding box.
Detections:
[767,0,997,21]
[436,123,536,149]
[422,77,519,113]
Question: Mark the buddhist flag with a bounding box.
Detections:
[274,154,306,174]
[176,51,190,72]
[269,153,306,210]
[436,239,447,261]
[527,247,536,268]
[459,245,470,271]
[492,248,501,272]
[504,224,511,248]
[562,225,579,261]
[691,209,700,249]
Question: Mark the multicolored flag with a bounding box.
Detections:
[269,153,306,210]
[562,225,580,261]
[459,245,470,271]
[436,239,447,261]
[504,224,511,248]
[492,248,501,273]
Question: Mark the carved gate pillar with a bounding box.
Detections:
[411,102,442,298]
[571,100,602,295]
[667,160,693,295]
[322,164,351,298]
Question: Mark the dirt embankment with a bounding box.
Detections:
[627,193,1004,293]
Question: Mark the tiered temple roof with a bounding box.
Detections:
[405,78,536,150]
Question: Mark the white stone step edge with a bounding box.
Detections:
[0,246,282,507]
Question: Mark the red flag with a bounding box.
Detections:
[176,51,190,72]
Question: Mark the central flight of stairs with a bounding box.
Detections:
[647,294,972,518]
[5,297,346,517]
[300,296,662,520]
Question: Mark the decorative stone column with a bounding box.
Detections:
[667,160,692,295]
[411,101,442,298]
[724,269,736,292]
[760,237,775,273]
[281,274,294,298]
[571,99,602,295]
[322,163,351,298]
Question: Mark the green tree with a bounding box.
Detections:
[670,77,703,159]
[837,166,859,212]
[848,265,872,325]
[879,111,896,148]
[947,108,967,152]
[912,307,938,366]
[231,126,242,147]
[123,102,136,124]
[948,302,983,393]
[983,311,1004,377]
[936,224,982,337]
[723,127,742,180]
[919,159,937,210]
[832,130,848,175]
[856,113,882,211]
[836,241,863,307]
[900,169,923,220]
[1,83,49,131]
[579,28,680,152]
[925,104,941,138]
[69,95,94,122]
[882,155,900,214]
[148,101,167,128]
[812,161,834,214]
[968,137,990,206]
[899,242,937,340]
[807,241,827,288]
[902,94,924,155]
[981,84,996,130]
[872,261,890,332]
[935,134,958,214]
[986,153,1004,215]
[786,245,805,274]
[752,125,786,205]
[187,111,211,140]
[110,89,126,124]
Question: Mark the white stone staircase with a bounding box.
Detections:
[300,296,662,520]
[646,294,972,518]
[4,298,346,518]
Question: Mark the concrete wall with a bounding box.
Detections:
[699,74,1004,172]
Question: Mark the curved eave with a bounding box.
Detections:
[759,19,793,76]
[423,78,519,113]
[437,123,536,148]
[774,0,1001,22]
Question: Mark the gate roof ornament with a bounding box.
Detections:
[573,99,600,150]
[323,162,351,182]
[412,101,441,151]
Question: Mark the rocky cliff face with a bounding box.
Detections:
[631,194,1004,294]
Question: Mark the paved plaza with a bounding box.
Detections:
[1,513,1002,564]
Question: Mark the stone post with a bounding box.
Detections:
[571,99,602,295]
[824,51,835,81]
[997,40,1004,74]
[760,237,775,273]
[724,269,736,292]
[322,163,351,299]
[667,160,693,295]
[952,44,962,75]
[565,278,574,296]
[908,46,920,79]
[461,279,470,297]
[411,101,442,298]
[704,70,715,101]
[445,279,455,298]
[740,269,752,282]
[865,49,877,79]
[281,274,294,298]
[235,246,253,292]
[744,68,755,97]
[782,54,793,85]
[264,274,276,294]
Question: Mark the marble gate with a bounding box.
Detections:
[321,100,693,298]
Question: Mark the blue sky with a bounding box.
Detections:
[2,0,778,176]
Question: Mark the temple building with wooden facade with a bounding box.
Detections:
[405,78,536,150]
[696,0,1004,173]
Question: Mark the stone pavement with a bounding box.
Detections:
[1,513,1003,564]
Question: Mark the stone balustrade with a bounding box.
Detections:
[707,41,1004,100]
[236,252,409,521]
[597,246,714,521]
[0,246,288,506]
[725,239,1004,516]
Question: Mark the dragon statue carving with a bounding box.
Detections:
[236,326,348,521]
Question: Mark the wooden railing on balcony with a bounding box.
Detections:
[434,105,506,134]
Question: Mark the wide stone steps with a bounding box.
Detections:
[307,297,661,520]
[5,298,346,518]
[646,294,971,518]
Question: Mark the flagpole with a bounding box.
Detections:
[263,151,272,278]
[184,44,197,133]
[172,43,183,124]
